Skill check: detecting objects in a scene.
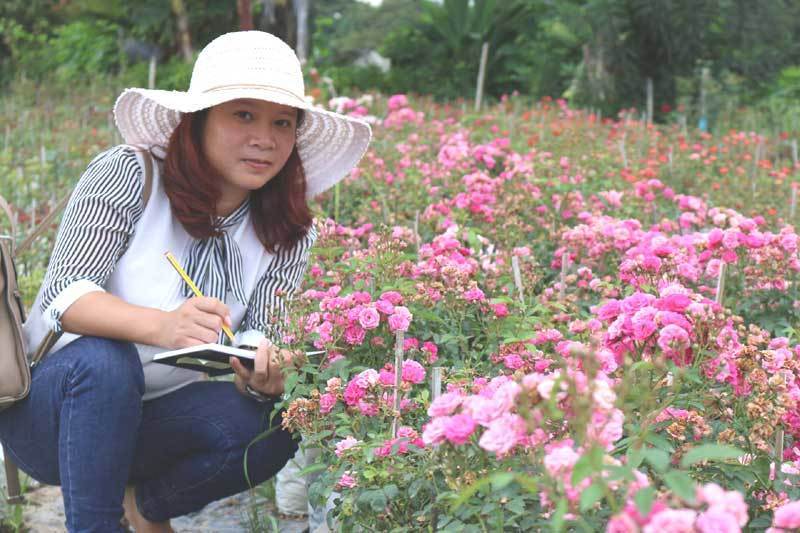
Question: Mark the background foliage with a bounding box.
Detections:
[3,0,800,119]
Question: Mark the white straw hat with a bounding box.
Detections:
[113,31,372,198]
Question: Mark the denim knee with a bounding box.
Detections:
[63,336,145,401]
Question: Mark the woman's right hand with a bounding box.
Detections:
[159,296,232,349]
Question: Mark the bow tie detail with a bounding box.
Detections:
[182,201,249,306]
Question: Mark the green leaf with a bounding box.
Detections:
[680,444,745,468]
[296,462,327,477]
[634,486,656,517]
[579,482,605,512]
[550,498,568,532]
[663,470,696,503]
[643,448,671,473]
[644,432,675,452]
[571,447,602,485]
[626,446,644,469]
[491,472,515,490]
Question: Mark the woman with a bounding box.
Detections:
[0,31,370,532]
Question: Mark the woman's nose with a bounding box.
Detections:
[250,125,277,149]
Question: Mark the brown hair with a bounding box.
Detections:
[162,109,312,253]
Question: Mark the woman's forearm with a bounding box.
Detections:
[60,291,169,347]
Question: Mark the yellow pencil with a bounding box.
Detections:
[164,251,236,343]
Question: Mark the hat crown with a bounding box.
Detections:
[188,31,305,101]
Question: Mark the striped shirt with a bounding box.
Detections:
[24,146,317,399]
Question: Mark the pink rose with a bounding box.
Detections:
[387,94,408,110]
[657,293,692,313]
[388,306,413,332]
[337,472,358,489]
[643,509,697,533]
[478,413,525,457]
[402,359,426,384]
[343,381,365,406]
[376,299,395,314]
[657,324,690,353]
[695,508,741,533]
[490,303,509,317]
[319,392,337,414]
[463,287,485,302]
[606,513,639,533]
[443,414,476,445]
[379,290,404,305]
[355,369,379,388]
[344,324,366,345]
[422,341,438,362]
[422,417,448,446]
[378,367,395,387]
[357,400,379,416]
[358,306,380,330]
[773,500,800,529]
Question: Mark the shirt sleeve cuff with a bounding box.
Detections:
[43,279,106,333]
[235,329,275,349]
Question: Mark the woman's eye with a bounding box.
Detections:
[234,111,253,121]
[276,119,293,128]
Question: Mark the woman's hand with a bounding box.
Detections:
[230,339,303,398]
[159,296,232,349]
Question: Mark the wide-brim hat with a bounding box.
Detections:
[113,31,372,199]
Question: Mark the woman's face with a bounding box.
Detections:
[203,98,298,214]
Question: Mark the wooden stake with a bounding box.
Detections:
[391,330,404,439]
[430,367,443,401]
[791,185,797,220]
[511,255,524,304]
[619,135,628,169]
[646,77,653,125]
[474,42,489,112]
[715,262,727,305]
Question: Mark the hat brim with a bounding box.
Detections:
[113,87,372,199]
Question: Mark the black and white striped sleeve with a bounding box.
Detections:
[40,146,144,333]
[237,224,318,347]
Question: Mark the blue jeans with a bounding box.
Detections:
[0,336,297,532]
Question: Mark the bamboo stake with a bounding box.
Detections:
[646,78,653,125]
[511,255,524,305]
[715,262,727,305]
[474,42,489,112]
[148,55,158,89]
[792,139,798,168]
[391,330,404,439]
[619,136,628,169]
[430,367,443,401]
[791,185,797,220]
[559,251,569,302]
[775,426,785,486]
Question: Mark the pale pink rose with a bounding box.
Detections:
[358,306,381,330]
[643,509,697,533]
[337,472,357,489]
[695,508,741,533]
[334,436,360,457]
[427,392,463,417]
[606,513,639,533]
[543,444,579,477]
[592,380,616,410]
[697,483,748,526]
[462,395,500,426]
[325,377,342,393]
[388,306,413,332]
[387,94,408,110]
[319,392,337,414]
[443,414,476,445]
[773,500,800,529]
[422,417,448,445]
[356,369,380,388]
[478,413,525,457]
[402,359,426,384]
[503,354,524,369]
[657,324,690,353]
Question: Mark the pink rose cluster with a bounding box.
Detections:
[300,287,414,349]
[384,94,424,129]
[412,229,480,290]
[607,482,748,533]
[423,368,623,457]
[593,284,721,366]
[374,426,425,457]
[339,360,427,417]
[768,500,800,532]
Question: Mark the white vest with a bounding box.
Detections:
[24,151,276,400]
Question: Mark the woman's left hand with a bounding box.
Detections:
[230,339,303,398]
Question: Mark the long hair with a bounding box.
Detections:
[162,108,312,253]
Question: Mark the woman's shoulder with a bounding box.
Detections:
[75,145,145,200]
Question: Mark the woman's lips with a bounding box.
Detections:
[242,158,272,170]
